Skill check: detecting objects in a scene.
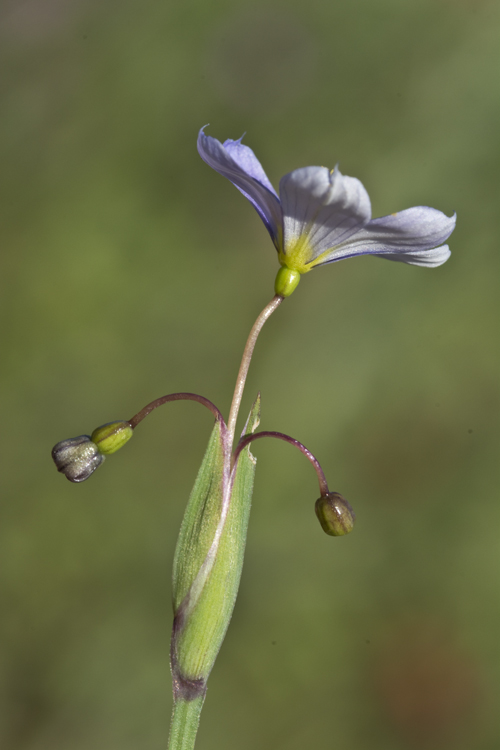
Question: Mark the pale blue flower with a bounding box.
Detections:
[198,128,456,290]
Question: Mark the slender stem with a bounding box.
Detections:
[162,298,283,750]
[167,696,205,750]
[128,392,225,430]
[227,295,283,448]
[234,430,330,497]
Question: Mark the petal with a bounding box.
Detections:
[197,127,282,246]
[222,138,277,197]
[314,206,456,267]
[374,244,452,267]
[279,166,372,261]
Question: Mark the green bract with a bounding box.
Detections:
[171,396,261,692]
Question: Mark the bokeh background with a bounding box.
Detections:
[1,0,499,748]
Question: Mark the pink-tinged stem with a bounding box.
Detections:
[129,393,225,430]
[227,295,283,448]
[234,430,330,497]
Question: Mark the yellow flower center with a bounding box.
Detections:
[278,234,315,274]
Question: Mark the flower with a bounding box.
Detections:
[52,435,104,482]
[197,127,456,296]
[52,422,133,482]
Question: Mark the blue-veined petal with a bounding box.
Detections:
[279,166,371,263]
[374,245,451,267]
[313,206,456,267]
[222,138,277,197]
[197,128,282,246]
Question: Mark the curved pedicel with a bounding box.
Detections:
[129,392,225,430]
[234,430,329,496]
[52,393,226,483]
[233,430,355,536]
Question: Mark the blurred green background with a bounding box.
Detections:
[1,0,499,748]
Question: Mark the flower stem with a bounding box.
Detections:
[128,392,225,429]
[227,295,283,448]
[234,430,330,496]
[167,696,205,750]
[167,296,282,750]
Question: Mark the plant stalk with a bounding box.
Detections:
[167,696,205,750]
[226,294,283,448]
[168,295,283,750]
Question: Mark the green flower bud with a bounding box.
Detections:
[315,492,355,536]
[51,435,105,483]
[274,266,301,297]
[91,421,133,455]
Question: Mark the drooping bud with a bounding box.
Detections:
[315,492,355,536]
[274,266,301,297]
[51,436,105,483]
[91,421,133,455]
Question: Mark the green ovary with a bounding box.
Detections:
[274,267,301,297]
[91,421,133,455]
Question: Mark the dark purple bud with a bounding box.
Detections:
[51,435,105,483]
[315,492,355,536]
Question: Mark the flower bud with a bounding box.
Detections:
[315,492,355,536]
[91,421,133,455]
[51,436,105,483]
